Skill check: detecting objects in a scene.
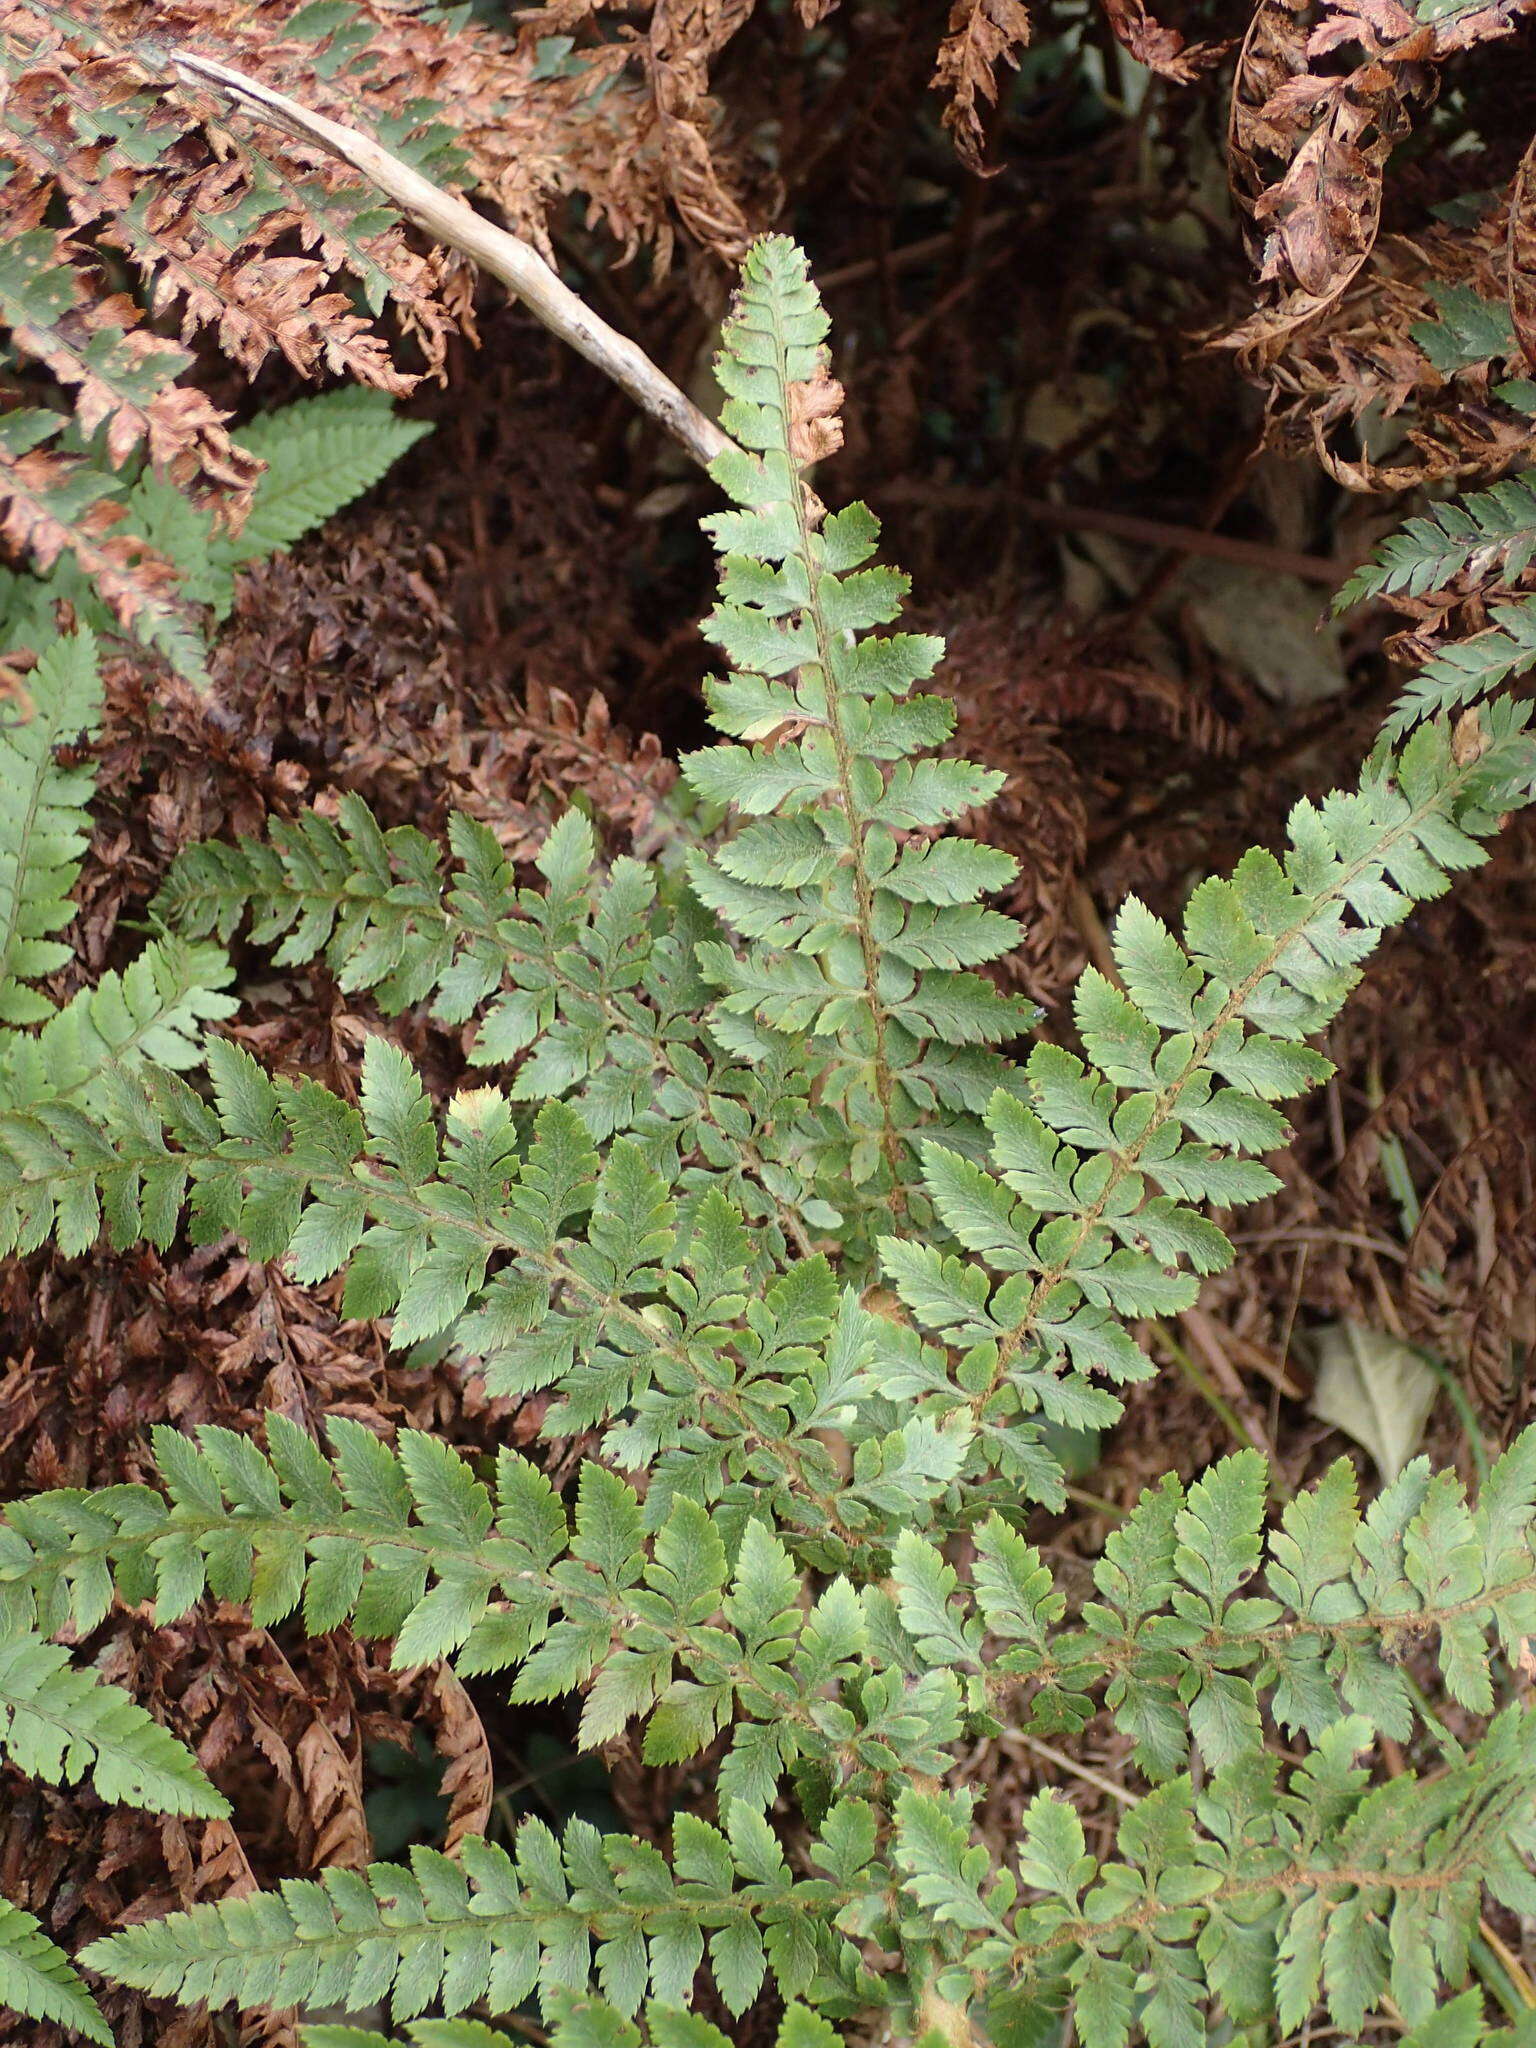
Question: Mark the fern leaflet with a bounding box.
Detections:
[0,1627,226,1817]
[0,1896,111,2046]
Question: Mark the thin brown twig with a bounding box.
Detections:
[881,479,1352,585]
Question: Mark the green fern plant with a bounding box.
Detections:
[6,238,1536,2048]
[1335,463,1536,740]
[0,386,431,2043]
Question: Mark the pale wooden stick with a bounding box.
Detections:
[164,48,736,470]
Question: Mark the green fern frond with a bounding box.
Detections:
[219,388,433,572]
[304,2024,525,2048]
[890,1706,1536,2048]
[306,1999,841,2048]
[0,936,237,1116]
[0,624,101,1025]
[81,1802,862,2025]
[0,1412,946,1800]
[1379,596,1536,740]
[890,1433,1536,1772]
[0,1075,920,1543]
[0,1894,111,2046]
[1335,471,1536,610]
[876,701,1536,1443]
[0,1628,227,1817]
[155,796,822,1250]
[682,237,1036,1200]
[0,624,235,1131]
[540,2001,842,2048]
[159,801,675,1116]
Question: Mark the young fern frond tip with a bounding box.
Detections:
[682,237,1036,1198]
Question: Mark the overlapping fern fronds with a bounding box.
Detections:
[5,1417,1536,1806]
[5,238,1536,2048]
[0,0,461,671]
[1337,466,1536,738]
[77,1706,1536,2045]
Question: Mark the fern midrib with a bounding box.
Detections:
[984,1560,1536,1701]
[1004,1843,1505,1981]
[13,1492,1533,1723]
[976,761,1490,1408]
[90,1869,849,1975]
[3,1511,868,1765]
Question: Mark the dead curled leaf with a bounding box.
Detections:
[1307,1322,1442,1482]
[1099,0,1228,81]
[787,364,845,466]
[426,1665,495,1853]
[647,0,760,259]
[932,0,1032,172]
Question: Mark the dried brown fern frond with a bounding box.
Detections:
[498,674,678,855]
[932,0,1032,173]
[1221,0,1536,495]
[645,0,760,262]
[0,413,208,678]
[1236,209,1536,493]
[0,0,474,412]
